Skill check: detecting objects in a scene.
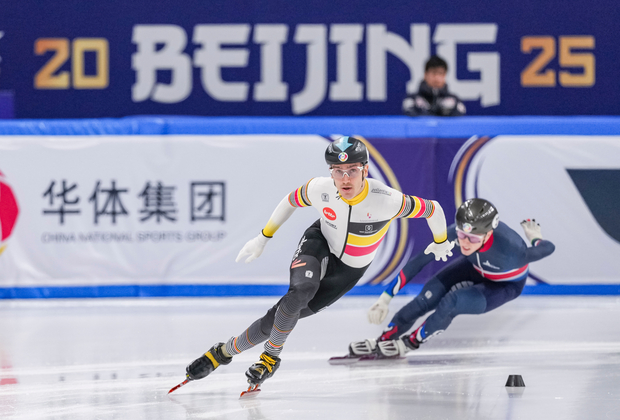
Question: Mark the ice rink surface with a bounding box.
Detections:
[1,295,620,420]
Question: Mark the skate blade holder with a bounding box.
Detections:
[239,383,261,399]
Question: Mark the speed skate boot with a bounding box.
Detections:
[245,352,281,385]
[376,339,408,359]
[348,338,377,357]
[186,342,232,380]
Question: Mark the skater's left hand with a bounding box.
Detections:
[520,219,543,244]
[424,240,455,262]
[368,293,392,324]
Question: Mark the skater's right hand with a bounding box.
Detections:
[424,239,455,262]
[236,232,271,263]
[367,293,392,324]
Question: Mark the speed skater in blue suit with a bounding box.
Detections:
[347,198,556,359]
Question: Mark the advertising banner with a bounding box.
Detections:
[0,0,617,118]
[1,132,619,296]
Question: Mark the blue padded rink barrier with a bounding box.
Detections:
[1,116,620,419]
[2,115,620,136]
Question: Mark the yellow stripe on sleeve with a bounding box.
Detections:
[262,220,280,238]
[346,222,392,246]
[433,230,448,243]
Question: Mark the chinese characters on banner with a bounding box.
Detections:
[42,180,225,225]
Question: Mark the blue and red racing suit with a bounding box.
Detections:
[379,221,555,343]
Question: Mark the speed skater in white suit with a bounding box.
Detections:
[172,136,455,395]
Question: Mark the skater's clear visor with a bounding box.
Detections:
[456,229,484,244]
[330,166,364,179]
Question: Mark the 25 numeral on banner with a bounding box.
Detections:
[34,38,109,89]
[521,36,595,87]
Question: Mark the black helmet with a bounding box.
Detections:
[325,136,369,166]
[455,198,499,234]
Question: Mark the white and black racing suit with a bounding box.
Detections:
[226,176,449,357]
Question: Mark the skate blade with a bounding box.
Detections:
[240,384,261,399]
[328,355,362,365]
[168,378,191,394]
[358,354,406,363]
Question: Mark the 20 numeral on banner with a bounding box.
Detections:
[34,38,109,89]
[521,36,595,87]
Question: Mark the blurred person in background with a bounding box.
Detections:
[403,55,466,117]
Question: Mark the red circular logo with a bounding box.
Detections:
[0,171,19,249]
[323,207,336,221]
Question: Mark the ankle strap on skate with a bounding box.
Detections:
[258,353,278,373]
[205,351,221,368]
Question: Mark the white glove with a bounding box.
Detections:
[424,240,455,262]
[367,293,392,325]
[521,219,543,244]
[235,232,271,263]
